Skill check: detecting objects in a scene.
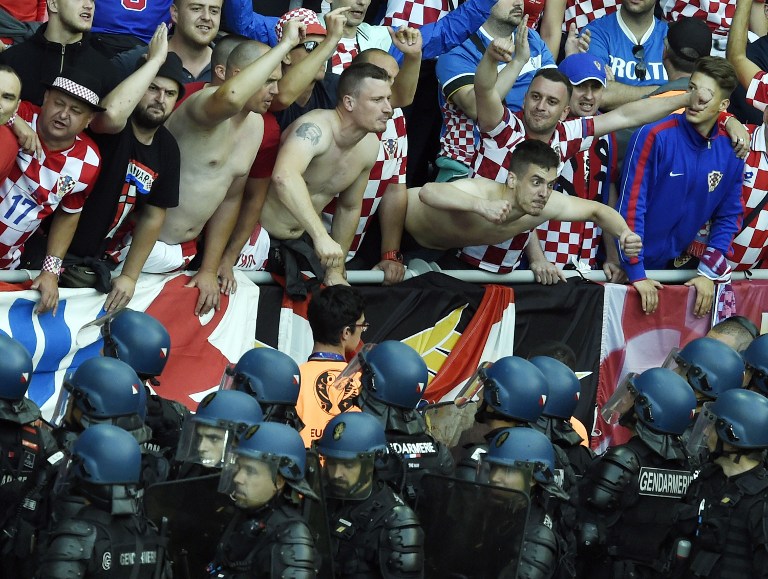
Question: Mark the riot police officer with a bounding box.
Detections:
[579,367,697,578]
[675,388,768,578]
[173,389,264,479]
[101,309,189,455]
[530,356,595,476]
[53,357,152,450]
[484,427,576,579]
[222,347,303,430]
[742,333,768,394]
[210,422,320,577]
[34,424,170,578]
[453,356,579,492]
[350,340,454,504]
[0,334,59,576]
[667,337,744,408]
[317,411,424,578]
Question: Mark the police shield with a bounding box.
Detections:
[416,474,529,579]
[144,475,235,579]
[300,450,335,579]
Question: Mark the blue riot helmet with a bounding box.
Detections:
[630,368,696,435]
[483,427,556,492]
[743,334,768,394]
[219,422,317,507]
[316,412,388,499]
[102,309,171,379]
[175,390,264,468]
[476,357,548,424]
[356,341,428,409]
[0,333,40,424]
[689,389,768,456]
[55,357,148,440]
[669,337,744,400]
[62,424,142,513]
[223,348,302,428]
[529,356,581,420]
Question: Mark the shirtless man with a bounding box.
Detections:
[405,139,642,257]
[155,21,304,316]
[260,62,392,287]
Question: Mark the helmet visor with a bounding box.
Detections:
[335,343,376,394]
[454,361,493,408]
[218,363,237,391]
[686,402,717,455]
[75,308,125,349]
[320,455,375,500]
[601,373,638,425]
[219,452,280,509]
[480,459,534,495]
[175,419,239,468]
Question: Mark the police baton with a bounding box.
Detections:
[154,516,169,579]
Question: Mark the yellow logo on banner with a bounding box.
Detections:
[402,305,467,384]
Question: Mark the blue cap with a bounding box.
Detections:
[558,53,607,87]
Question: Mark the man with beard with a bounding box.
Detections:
[65,25,185,312]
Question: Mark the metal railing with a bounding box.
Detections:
[2,260,766,285]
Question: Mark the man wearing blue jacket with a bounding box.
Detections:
[223,0,496,66]
[618,56,745,318]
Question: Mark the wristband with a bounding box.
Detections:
[717,112,734,134]
[381,250,403,264]
[5,113,15,128]
[697,247,732,282]
[42,255,63,278]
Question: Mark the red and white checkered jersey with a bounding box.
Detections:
[381,0,450,27]
[746,70,768,112]
[470,108,595,182]
[659,0,736,40]
[728,124,768,270]
[458,231,531,273]
[563,0,621,34]
[535,133,617,268]
[331,37,360,75]
[0,102,100,269]
[322,109,408,259]
[439,100,478,167]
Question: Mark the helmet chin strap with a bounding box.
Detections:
[710,438,751,464]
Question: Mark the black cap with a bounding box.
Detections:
[667,17,713,62]
[45,68,106,111]
[136,52,187,99]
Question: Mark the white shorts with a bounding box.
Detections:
[234,224,270,271]
[110,234,198,274]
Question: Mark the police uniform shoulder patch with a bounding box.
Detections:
[333,422,345,440]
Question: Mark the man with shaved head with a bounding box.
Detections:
[127,21,305,317]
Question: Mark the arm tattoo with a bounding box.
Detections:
[295,122,322,146]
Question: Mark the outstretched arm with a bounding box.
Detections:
[409,0,496,60]
[187,20,303,126]
[475,21,530,133]
[327,167,371,285]
[388,26,422,108]
[272,8,348,111]
[90,24,169,134]
[222,0,279,45]
[418,180,511,223]
[727,0,761,90]
[593,89,693,137]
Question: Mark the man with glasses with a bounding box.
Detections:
[296,285,366,447]
[582,0,669,110]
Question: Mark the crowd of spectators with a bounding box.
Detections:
[0,0,766,319]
